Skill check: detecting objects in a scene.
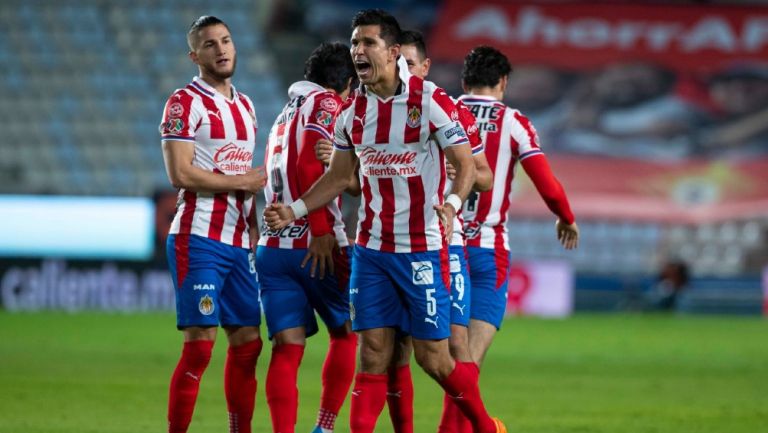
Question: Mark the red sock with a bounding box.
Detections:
[317,332,357,429]
[438,362,495,433]
[168,340,214,433]
[224,339,263,433]
[350,373,388,433]
[437,393,460,433]
[386,365,414,433]
[266,344,305,433]
[438,392,473,433]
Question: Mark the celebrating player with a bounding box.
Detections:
[265,9,506,433]
[159,16,265,433]
[455,45,579,428]
[256,42,358,433]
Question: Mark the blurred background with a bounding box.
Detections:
[1,0,767,317]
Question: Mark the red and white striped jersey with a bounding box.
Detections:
[258,81,348,249]
[159,77,258,248]
[458,94,543,251]
[333,56,470,253]
[444,98,484,247]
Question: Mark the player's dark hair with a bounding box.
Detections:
[187,15,229,49]
[462,46,512,89]
[304,42,356,94]
[351,9,402,47]
[399,30,427,60]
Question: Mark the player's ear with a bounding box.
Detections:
[498,75,509,93]
[389,43,400,62]
[188,50,198,65]
[423,58,432,76]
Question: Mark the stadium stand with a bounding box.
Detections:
[0,0,282,196]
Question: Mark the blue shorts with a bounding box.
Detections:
[466,246,510,330]
[448,245,471,327]
[256,246,351,339]
[167,234,261,329]
[350,246,451,340]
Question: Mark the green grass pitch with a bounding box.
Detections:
[1,312,767,432]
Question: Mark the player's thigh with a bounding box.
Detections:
[466,247,508,330]
[256,246,318,339]
[305,246,353,332]
[218,244,261,328]
[389,250,451,341]
[167,234,229,328]
[349,246,404,332]
[448,245,472,328]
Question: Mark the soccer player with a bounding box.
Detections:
[387,29,494,433]
[256,42,358,433]
[159,16,266,433]
[265,9,506,433]
[455,45,579,429]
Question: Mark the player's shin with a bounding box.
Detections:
[224,338,263,433]
[386,364,414,433]
[266,343,305,433]
[316,331,357,431]
[438,361,497,433]
[168,340,214,433]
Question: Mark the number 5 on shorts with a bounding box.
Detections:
[425,288,436,317]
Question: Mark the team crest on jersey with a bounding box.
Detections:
[319,97,338,112]
[168,102,184,118]
[198,295,215,316]
[450,109,459,121]
[406,106,421,128]
[316,110,333,126]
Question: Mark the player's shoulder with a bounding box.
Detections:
[309,90,343,113]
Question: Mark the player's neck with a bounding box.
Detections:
[468,87,502,101]
[200,74,233,99]
[367,70,400,99]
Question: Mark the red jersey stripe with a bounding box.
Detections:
[185,85,225,139]
[407,176,427,251]
[375,100,392,144]
[473,106,505,225]
[227,100,248,141]
[232,190,246,248]
[352,96,367,145]
[358,176,374,247]
[378,178,396,252]
[207,192,229,241]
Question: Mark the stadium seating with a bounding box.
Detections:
[0,0,283,196]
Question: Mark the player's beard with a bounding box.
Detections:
[204,56,237,81]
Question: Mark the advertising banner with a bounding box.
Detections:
[0,259,174,312]
[506,260,573,318]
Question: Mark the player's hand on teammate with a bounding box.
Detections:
[434,202,457,242]
[445,161,457,180]
[241,166,267,193]
[264,203,294,230]
[302,233,338,279]
[315,139,333,165]
[556,219,579,250]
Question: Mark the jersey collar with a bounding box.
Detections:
[191,76,239,101]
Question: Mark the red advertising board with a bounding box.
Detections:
[430,1,768,72]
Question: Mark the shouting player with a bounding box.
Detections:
[159,16,265,433]
[265,9,506,433]
[257,42,358,433]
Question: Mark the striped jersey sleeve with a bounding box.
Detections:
[159,90,203,142]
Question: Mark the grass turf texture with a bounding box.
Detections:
[1,312,766,433]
